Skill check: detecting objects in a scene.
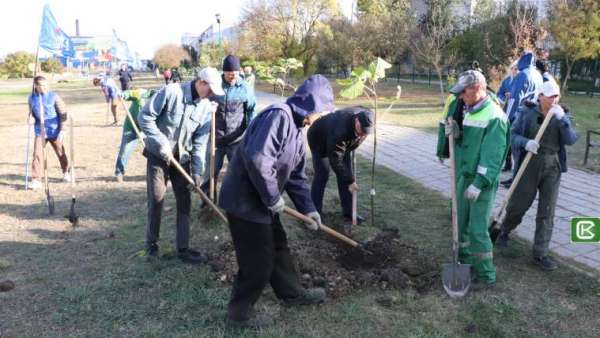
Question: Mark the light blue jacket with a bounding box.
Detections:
[505,53,543,120]
[138,81,212,177]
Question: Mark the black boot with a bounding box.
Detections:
[146,243,159,262]
[177,248,208,265]
[283,288,326,306]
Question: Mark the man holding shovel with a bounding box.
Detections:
[200,55,256,200]
[307,106,374,225]
[445,71,509,290]
[218,75,334,328]
[93,75,121,125]
[497,81,578,271]
[138,68,223,264]
[27,76,71,190]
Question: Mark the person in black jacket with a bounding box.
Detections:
[118,64,133,91]
[307,106,374,224]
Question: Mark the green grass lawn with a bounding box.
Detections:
[2,158,599,337]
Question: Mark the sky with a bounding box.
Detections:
[0,0,354,59]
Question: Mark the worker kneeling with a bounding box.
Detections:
[218,75,335,328]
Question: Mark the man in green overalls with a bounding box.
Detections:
[441,70,510,290]
[498,80,578,270]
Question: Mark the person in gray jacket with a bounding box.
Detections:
[138,67,224,264]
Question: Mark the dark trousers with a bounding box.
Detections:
[310,154,352,217]
[501,154,561,258]
[145,154,192,251]
[227,213,304,321]
[119,80,130,91]
[201,142,238,198]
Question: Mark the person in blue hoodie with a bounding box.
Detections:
[218,75,335,328]
[502,51,544,187]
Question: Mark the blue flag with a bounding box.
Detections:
[39,4,74,57]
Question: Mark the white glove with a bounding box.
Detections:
[525,140,539,154]
[159,145,173,164]
[268,196,285,214]
[304,211,321,231]
[444,120,459,138]
[464,185,481,201]
[549,104,565,120]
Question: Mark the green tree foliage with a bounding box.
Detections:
[152,44,190,70]
[549,0,600,92]
[198,42,230,68]
[236,0,337,75]
[255,58,304,96]
[41,58,64,74]
[0,51,35,78]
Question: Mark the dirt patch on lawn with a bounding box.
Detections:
[208,227,439,298]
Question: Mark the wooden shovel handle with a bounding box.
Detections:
[168,155,228,224]
[494,110,555,222]
[283,206,359,248]
[120,100,145,147]
[447,118,459,245]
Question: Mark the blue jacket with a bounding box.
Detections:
[218,74,335,223]
[101,77,120,101]
[506,53,544,120]
[28,91,62,139]
[511,102,578,173]
[497,75,513,105]
[138,81,213,177]
[212,75,256,147]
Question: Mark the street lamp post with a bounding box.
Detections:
[215,13,222,46]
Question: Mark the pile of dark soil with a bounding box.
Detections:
[208,228,439,298]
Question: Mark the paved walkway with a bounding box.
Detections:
[356,123,600,274]
[254,91,600,274]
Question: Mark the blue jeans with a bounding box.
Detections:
[114,130,139,176]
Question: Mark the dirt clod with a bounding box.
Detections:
[0,280,16,292]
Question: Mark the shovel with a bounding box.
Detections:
[351,150,358,227]
[66,115,79,226]
[168,154,228,224]
[38,94,55,215]
[24,114,32,190]
[209,107,216,201]
[283,206,366,251]
[442,117,470,298]
[488,110,555,242]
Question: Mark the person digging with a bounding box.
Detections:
[93,75,121,125]
[307,106,374,226]
[138,68,223,264]
[27,76,71,189]
[496,81,578,271]
[442,71,509,291]
[218,75,334,328]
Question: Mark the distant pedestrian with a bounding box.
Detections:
[118,64,133,91]
[163,69,172,85]
[93,75,121,125]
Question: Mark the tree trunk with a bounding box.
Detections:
[562,60,574,95]
[436,67,445,104]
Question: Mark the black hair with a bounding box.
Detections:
[535,60,547,73]
[34,75,46,83]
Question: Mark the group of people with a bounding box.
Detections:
[436,50,578,292]
[26,50,578,328]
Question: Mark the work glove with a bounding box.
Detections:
[549,104,565,120]
[444,119,460,139]
[268,196,285,214]
[304,211,321,231]
[525,140,539,154]
[464,184,481,201]
[187,174,202,192]
[159,145,173,165]
[348,182,359,193]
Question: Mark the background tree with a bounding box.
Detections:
[198,42,231,68]
[411,0,457,103]
[549,0,600,93]
[152,44,190,70]
[0,51,36,78]
[41,58,64,74]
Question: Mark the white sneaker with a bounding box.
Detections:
[29,180,42,190]
[63,172,72,183]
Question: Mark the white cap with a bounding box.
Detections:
[197,67,225,96]
[540,80,560,97]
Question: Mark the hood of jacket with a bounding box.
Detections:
[286,74,335,127]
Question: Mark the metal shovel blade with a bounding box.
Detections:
[47,195,55,215]
[442,262,471,298]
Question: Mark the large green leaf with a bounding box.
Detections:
[351,67,372,81]
[368,57,392,82]
[339,80,365,99]
[336,78,354,86]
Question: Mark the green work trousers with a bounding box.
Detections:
[457,175,497,283]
